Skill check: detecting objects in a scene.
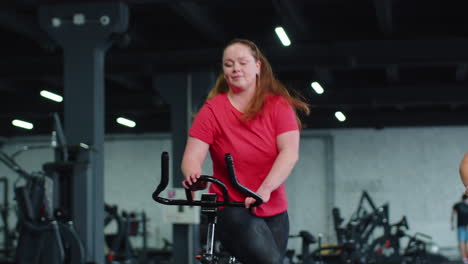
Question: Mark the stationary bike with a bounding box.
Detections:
[152,152,263,264]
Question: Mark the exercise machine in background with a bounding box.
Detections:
[0,113,86,264]
[104,204,150,264]
[311,191,450,264]
[0,177,15,263]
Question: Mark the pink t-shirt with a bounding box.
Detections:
[189,93,298,217]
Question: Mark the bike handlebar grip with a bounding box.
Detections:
[152,152,169,202]
[185,188,193,202]
[224,153,263,207]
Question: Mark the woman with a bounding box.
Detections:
[181,39,310,264]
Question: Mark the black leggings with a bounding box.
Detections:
[217,207,289,264]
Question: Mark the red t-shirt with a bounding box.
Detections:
[189,93,298,217]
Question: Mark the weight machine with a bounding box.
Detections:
[0,113,87,264]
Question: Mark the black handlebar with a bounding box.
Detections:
[152,152,263,208]
[224,154,263,207]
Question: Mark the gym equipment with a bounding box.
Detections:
[0,113,86,264]
[328,191,390,263]
[0,145,85,264]
[0,177,15,263]
[368,219,450,264]
[286,231,317,264]
[104,205,149,263]
[152,152,263,264]
[314,191,450,264]
[401,232,449,264]
[365,216,408,263]
[299,191,396,263]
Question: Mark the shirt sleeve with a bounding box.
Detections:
[273,97,299,136]
[189,103,216,145]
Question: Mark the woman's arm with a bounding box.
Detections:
[181,136,210,189]
[245,130,300,207]
[460,152,468,194]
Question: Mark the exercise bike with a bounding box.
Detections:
[152,152,263,264]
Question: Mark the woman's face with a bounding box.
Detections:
[222,43,261,93]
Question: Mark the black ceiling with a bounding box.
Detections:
[1,0,468,137]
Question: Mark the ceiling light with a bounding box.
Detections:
[40,90,63,102]
[311,82,324,94]
[12,119,34,130]
[116,117,136,128]
[335,111,346,122]
[274,26,291,46]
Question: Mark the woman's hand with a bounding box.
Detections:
[182,172,208,191]
[245,189,271,209]
[182,172,201,189]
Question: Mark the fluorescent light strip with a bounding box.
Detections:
[335,111,346,122]
[274,27,291,46]
[116,117,136,128]
[311,82,324,94]
[12,119,34,130]
[79,143,90,149]
[40,90,63,102]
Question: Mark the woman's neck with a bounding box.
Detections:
[227,88,255,113]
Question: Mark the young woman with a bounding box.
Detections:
[181,39,310,264]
